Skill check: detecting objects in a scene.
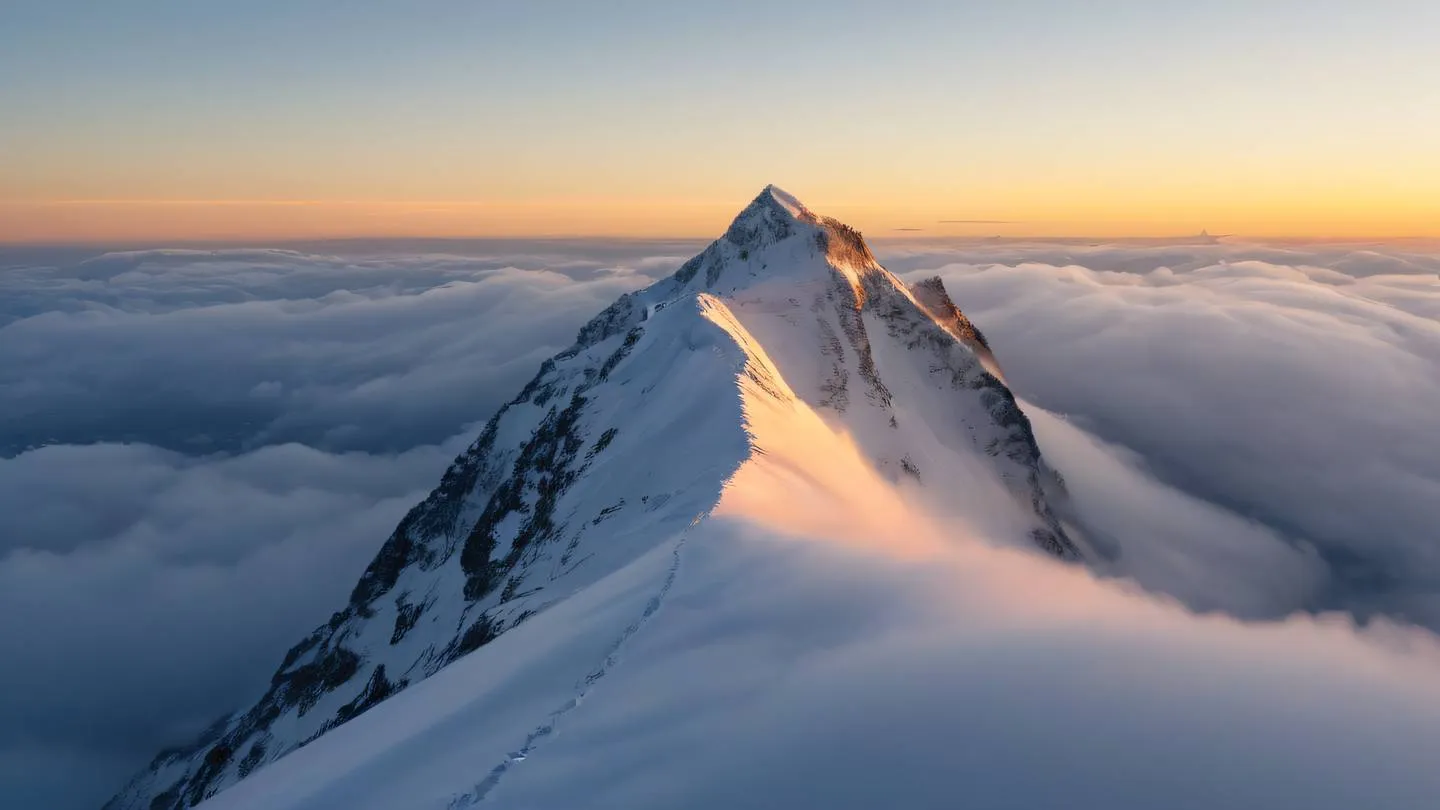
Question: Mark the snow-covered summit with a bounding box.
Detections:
[760,183,810,217]
[106,186,1081,810]
[721,184,818,247]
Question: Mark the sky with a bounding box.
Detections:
[4,0,1440,241]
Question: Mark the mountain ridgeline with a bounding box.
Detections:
[106,186,1082,810]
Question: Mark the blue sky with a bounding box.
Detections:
[3,1,1438,238]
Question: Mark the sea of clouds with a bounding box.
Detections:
[1,237,1436,809]
[888,242,1440,628]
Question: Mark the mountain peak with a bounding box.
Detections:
[715,185,879,284]
[757,184,810,219]
[722,185,816,247]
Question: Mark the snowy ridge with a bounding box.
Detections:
[107,186,1080,810]
[444,526,692,809]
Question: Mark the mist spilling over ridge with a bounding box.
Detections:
[0,186,1423,810]
[102,186,1091,808]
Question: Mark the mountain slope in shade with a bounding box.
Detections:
[106,186,1081,810]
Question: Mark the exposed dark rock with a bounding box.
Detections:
[446,614,501,664]
[572,293,644,351]
[391,598,425,645]
[332,665,404,726]
[587,428,619,459]
[236,739,267,780]
[282,646,362,718]
[147,782,182,810]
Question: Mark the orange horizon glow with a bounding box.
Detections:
[8,5,1439,246]
[4,191,1439,244]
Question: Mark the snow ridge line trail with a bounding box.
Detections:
[444,522,698,809]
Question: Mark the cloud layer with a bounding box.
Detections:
[0,243,678,456]
[0,241,674,809]
[891,242,1440,627]
[193,417,1440,810]
[0,436,469,807]
[489,522,1440,810]
[0,237,1436,809]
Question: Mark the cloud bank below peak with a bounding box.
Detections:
[0,243,680,457]
[0,236,1437,809]
[892,241,1440,628]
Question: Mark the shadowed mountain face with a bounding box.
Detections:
[106,187,1080,810]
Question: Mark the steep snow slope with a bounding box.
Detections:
[108,186,1080,810]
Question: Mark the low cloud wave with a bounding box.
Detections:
[0,241,674,809]
[200,410,1440,810]
[490,521,1440,810]
[0,243,674,456]
[1,237,1437,808]
[891,241,1440,627]
[0,436,468,807]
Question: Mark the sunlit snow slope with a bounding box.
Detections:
[108,186,1083,810]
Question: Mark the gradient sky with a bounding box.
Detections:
[3,0,1438,241]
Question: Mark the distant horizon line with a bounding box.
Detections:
[5,232,1439,249]
[4,199,1437,244]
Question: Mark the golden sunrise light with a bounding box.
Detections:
[5,183,1438,243]
[5,4,1439,243]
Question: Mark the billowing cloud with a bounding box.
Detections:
[480,525,1440,810]
[0,244,677,456]
[191,406,1440,810]
[0,241,678,809]
[893,241,1440,628]
[0,436,470,808]
[1,237,1437,809]
[1025,406,1329,618]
